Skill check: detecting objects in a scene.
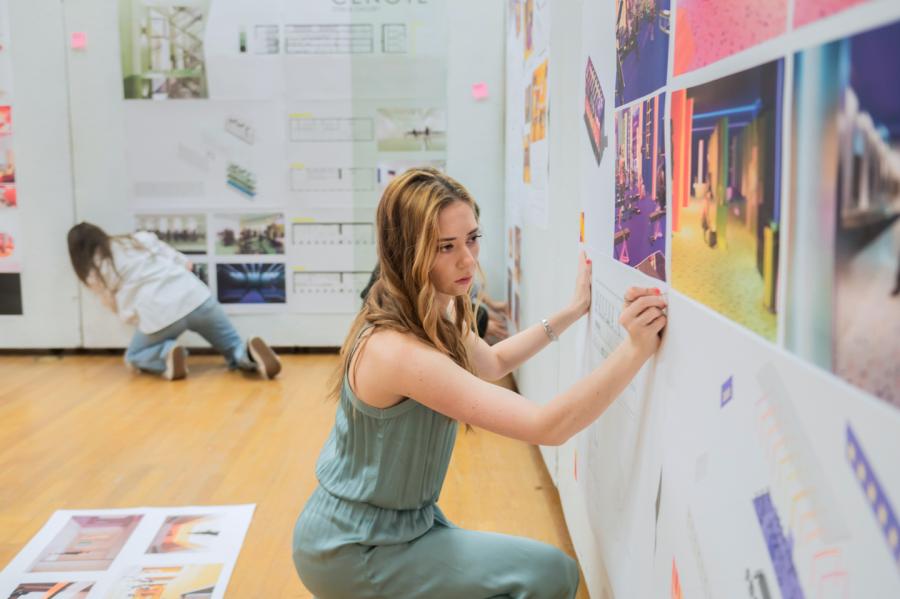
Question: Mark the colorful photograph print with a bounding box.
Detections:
[584,57,607,165]
[794,0,871,28]
[0,106,15,209]
[135,214,206,255]
[6,582,94,599]
[530,60,549,143]
[119,0,209,99]
[147,514,225,554]
[28,515,142,573]
[614,92,667,281]
[191,262,209,286]
[673,0,787,75]
[524,0,534,60]
[0,212,21,273]
[788,20,900,407]
[671,59,785,341]
[375,108,447,152]
[216,263,286,304]
[106,564,222,599]
[0,230,17,269]
[616,0,671,106]
[214,213,285,255]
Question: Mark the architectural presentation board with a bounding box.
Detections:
[506,0,900,596]
[0,505,253,599]
[0,0,505,348]
[505,0,551,334]
[62,0,450,347]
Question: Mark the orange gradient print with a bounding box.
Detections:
[0,231,14,258]
[530,60,549,143]
[673,0,787,75]
[671,559,683,599]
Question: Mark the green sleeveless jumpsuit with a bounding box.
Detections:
[292,332,580,598]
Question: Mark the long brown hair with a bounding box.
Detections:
[331,167,480,399]
[67,222,139,289]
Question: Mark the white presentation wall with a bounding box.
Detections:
[0,0,82,347]
[506,0,900,597]
[66,0,450,347]
[0,0,504,349]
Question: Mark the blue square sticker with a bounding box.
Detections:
[721,376,734,407]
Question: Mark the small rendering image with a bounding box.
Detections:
[529,60,549,143]
[28,515,143,573]
[119,0,209,99]
[135,214,206,254]
[5,582,94,599]
[147,514,225,554]
[216,263,286,304]
[214,213,285,255]
[583,57,607,166]
[614,92,667,281]
[105,564,222,599]
[375,108,447,152]
[615,0,670,106]
[191,262,208,285]
[0,106,16,209]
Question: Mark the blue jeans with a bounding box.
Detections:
[125,297,255,374]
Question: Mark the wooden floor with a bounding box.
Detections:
[0,353,588,598]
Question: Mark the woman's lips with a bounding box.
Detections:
[455,276,472,284]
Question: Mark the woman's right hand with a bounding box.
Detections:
[619,286,667,358]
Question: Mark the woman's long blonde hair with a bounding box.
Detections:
[330,167,480,399]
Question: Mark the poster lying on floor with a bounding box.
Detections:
[0,505,254,599]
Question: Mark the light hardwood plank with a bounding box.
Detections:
[0,353,588,598]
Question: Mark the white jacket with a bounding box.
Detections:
[87,231,210,334]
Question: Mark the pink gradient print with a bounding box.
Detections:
[794,0,870,27]
[674,0,787,75]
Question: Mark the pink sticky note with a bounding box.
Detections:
[71,32,87,50]
[471,82,489,101]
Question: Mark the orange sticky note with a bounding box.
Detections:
[579,211,585,243]
[71,32,87,50]
[471,82,489,101]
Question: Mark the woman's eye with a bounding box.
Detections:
[439,244,453,253]
[467,234,482,245]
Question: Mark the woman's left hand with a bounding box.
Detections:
[570,251,592,316]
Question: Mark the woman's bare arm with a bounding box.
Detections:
[466,303,582,381]
[466,252,591,381]
[366,292,667,446]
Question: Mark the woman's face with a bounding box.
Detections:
[430,201,480,299]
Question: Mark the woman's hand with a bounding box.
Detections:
[570,251,592,317]
[619,286,667,358]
